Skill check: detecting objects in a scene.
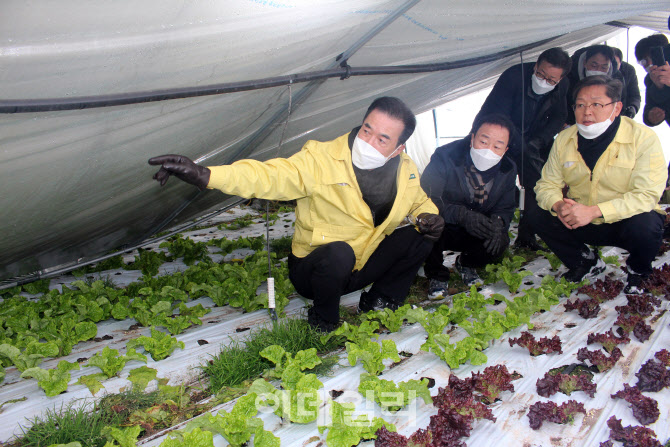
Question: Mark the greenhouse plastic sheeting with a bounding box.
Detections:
[1,1,670,280]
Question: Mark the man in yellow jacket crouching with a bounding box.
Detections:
[149,97,443,331]
[529,76,667,294]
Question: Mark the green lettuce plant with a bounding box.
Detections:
[127,327,185,361]
[345,339,400,376]
[21,360,80,396]
[85,346,147,378]
[318,401,396,447]
[183,393,279,446]
[358,373,432,411]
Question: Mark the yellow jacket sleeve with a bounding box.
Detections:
[206,148,315,201]
[596,129,667,223]
[534,138,566,214]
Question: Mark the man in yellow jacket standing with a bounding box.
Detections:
[149,97,443,331]
[529,76,667,294]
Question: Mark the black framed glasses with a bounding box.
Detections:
[572,102,615,111]
[534,70,559,86]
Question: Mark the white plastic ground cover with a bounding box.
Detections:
[2,205,668,446]
[2,1,669,280]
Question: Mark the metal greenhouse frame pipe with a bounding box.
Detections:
[0,37,561,114]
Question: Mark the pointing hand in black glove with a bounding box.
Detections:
[483,215,508,255]
[416,213,445,241]
[148,154,211,191]
[456,207,494,240]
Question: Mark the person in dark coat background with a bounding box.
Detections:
[635,34,670,128]
[612,47,641,119]
[565,45,634,124]
[471,47,572,251]
[421,114,517,298]
[634,33,670,234]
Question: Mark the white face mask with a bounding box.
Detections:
[531,73,556,95]
[352,136,395,170]
[470,146,503,171]
[576,107,616,140]
[585,69,607,77]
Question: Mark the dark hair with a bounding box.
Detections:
[634,34,669,60]
[537,47,572,76]
[612,47,623,62]
[572,75,623,103]
[364,97,416,145]
[471,113,514,143]
[584,45,615,67]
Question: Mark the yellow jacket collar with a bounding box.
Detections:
[328,132,354,161]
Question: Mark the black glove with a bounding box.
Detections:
[483,215,508,255]
[622,106,637,119]
[456,207,494,239]
[148,154,211,191]
[416,213,444,241]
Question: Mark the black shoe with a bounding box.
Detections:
[561,254,606,283]
[455,255,481,287]
[307,307,338,333]
[623,272,648,295]
[357,291,400,314]
[514,233,543,251]
[428,278,449,299]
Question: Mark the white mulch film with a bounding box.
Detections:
[1,205,669,447]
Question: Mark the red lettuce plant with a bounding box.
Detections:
[509,331,562,356]
[614,313,644,334]
[578,278,624,302]
[632,320,654,342]
[640,264,670,299]
[615,295,661,317]
[374,408,473,447]
[655,349,670,366]
[375,364,518,447]
[587,329,630,353]
[635,358,670,392]
[536,369,596,398]
[470,364,517,404]
[605,416,662,447]
[611,384,659,425]
[433,382,495,422]
[576,347,623,373]
[564,297,601,318]
[527,400,585,430]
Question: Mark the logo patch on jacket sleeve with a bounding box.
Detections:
[409,173,416,179]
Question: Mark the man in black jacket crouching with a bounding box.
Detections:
[421,114,518,298]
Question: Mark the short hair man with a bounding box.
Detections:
[634,34,670,128]
[421,114,517,297]
[566,45,638,122]
[149,97,444,331]
[528,76,667,293]
[472,47,572,250]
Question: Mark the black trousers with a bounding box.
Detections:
[516,154,544,238]
[527,206,664,275]
[288,226,434,324]
[424,224,509,281]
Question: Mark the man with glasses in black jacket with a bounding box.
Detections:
[472,47,572,251]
